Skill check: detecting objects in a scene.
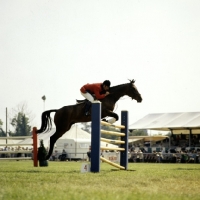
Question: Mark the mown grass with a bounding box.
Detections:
[0,160,200,200]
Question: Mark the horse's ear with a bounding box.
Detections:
[129,79,135,84]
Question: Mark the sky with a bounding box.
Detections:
[0,0,200,133]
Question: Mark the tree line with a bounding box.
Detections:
[0,103,32,137]
[0,112,31,137]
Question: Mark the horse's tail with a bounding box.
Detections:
[37,110,57,134]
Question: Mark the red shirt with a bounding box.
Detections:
[80,83,106,99]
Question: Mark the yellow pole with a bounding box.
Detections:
[100,147,125,151]
[101,137,125,144]
[100,121,125,129]
[100,156,125,170]
[101,130,125,136]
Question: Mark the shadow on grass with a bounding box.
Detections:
[2,165,136,174]
[2,169,80,174]
[110,169,136,172]
[175,168,200,171]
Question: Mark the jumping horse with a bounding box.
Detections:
[37,79,142,160]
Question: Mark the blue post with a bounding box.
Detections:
[120,111,128,170]
[90,102,101,173]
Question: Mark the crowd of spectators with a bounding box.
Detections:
[128,133,200,163]
[129,147,200,163]
[0,146,33,158]
[171,134,200,148]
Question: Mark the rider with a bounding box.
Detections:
[80,80,111,115]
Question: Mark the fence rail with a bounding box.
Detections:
[0,128,38,166]
[0,136,32,139]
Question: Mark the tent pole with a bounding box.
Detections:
[169,129,173,149]
[189,129,192,148]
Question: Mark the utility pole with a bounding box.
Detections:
[6,107,7,144]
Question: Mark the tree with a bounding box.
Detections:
[10,102,35,124]
[11,112,31,136]
[9,102,34,136]
[81,122,91,133]
[0,119,6,136]
[101,125,121,140]
[129,129,148,136]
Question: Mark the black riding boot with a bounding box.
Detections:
[84,101,91,116]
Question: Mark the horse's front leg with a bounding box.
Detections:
[102,110,119,124]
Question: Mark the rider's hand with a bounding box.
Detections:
[105,92,110,96]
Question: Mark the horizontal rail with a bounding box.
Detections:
[100,147,125,151]
[0,151,32,154]
[0,144,33,146]
[0,136,32,139]
[100,156,125,170]
[0,157,32,160]
[101,121,125,129]
[101,130,125,136]
[101,137,125,144]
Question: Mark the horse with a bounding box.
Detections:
[37,79,142,160]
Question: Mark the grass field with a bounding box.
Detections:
[0,160,200,200]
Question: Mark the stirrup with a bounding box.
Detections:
[85,111,90,116]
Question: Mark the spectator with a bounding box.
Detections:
[87,146,91,161]
[138,150,144,162]
[60,149,67,161]
[51,150,58,161]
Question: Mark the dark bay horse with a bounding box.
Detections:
[37,79,142,159]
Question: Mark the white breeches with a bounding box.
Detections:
[80,92,116,124]
[80,92,95,102]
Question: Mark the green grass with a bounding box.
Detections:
[0,161,200,200]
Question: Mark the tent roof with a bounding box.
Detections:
[17,125,91,148]
[18,128,55,147]
[129,112,200,134]
[59,125,91,139]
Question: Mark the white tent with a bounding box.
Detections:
[56,125,118,148]
[17,129,55,148]
[17,125,88,148]
[58,125,91,140]
[18,124,118,148]
[129,112,200,134]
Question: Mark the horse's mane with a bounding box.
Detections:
[109,82,129,93]
[101,82,131,103]
[103,80,137,102]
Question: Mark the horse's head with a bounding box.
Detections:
[127,79,142,103]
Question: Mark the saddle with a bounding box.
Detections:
[76,99,107,121]
[76,99,91,116]
[76,99,87,104]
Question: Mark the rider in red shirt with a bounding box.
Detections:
[80,80,111,115]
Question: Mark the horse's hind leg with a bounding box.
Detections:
[46,130,65,160]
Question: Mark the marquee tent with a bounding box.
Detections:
[18,125,117,148]
[129,112,200,134]
[17,125,94,148]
